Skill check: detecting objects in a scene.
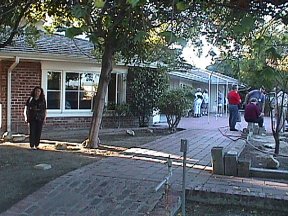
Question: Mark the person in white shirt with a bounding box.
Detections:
[194,88,203,117]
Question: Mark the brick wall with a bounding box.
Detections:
[10,61,42,132]
[41,115,138,132]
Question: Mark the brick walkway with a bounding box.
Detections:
[2,116,288,215]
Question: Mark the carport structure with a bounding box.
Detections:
[169,68,240,122]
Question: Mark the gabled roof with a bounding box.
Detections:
[0,33,98,63]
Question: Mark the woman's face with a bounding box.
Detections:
[35,88,41,97]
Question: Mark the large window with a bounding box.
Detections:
[65,72,99,110]
[45,70,126,115]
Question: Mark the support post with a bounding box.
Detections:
[180,139,188,216]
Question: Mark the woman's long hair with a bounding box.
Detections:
[30,86,45,101]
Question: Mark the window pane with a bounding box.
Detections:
[108,73,116,107]
[79,91,93,109]
[80,73,93,89]
[48,72,61,90]
[66,73,80,90]
[65,91,78,109]
[78,73,96,109]
[47,91,60,109]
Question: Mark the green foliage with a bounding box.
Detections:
[0,0,43,48]
[115,103,130,116]
[240,21,288,91]
[128,67,168,127]
[158,88,193,131]
[94,0,105,8]
[107,103,131,128]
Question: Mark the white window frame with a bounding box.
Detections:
[41,61,127,117]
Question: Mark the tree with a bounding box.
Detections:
[49,0,201,148]
[2,0,287,148]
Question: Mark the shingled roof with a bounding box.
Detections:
[0,32,99,62]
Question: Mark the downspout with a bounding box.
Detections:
[7,57,20,133]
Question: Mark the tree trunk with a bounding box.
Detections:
[274,130,280,156]
[86,43,114,148]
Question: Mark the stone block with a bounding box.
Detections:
[12,134,27,142]
[237,159,251,177]
[55,142,68,150]
[253,125,260,134]
[266,155,280,169]
[224,151,238,176]
[126,129,135,136]
[34,163,52,170]
[211,147,224,175]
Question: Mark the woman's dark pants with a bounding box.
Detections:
[29,120,43,148]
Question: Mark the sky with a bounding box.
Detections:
[182,38,218,69]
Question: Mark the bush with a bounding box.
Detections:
[128,67,168,127]
[158,88,193,131]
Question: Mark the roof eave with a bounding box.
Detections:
[0,51,100,64]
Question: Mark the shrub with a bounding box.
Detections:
[128,67,168,127]
[158,88,193,131]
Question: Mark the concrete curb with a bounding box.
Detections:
[250,167,288,180]
[186,189,288,212]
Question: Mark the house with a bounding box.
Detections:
[0,33,131,134]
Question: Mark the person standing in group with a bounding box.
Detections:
[201,89,209,116]
[227,85,241,131]
[244,87,266,113]
[194,88,203,117]
[217,90,224,116]
[24,86,47,150]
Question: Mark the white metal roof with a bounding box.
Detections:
[169,68,239,85]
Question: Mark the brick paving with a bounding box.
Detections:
[2,115,288,215]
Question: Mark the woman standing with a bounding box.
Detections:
[24,87,47,149]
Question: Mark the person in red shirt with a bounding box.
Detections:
[244,98,264,127]
[227,85,241,131]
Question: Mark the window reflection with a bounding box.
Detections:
[64,72,100,110]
